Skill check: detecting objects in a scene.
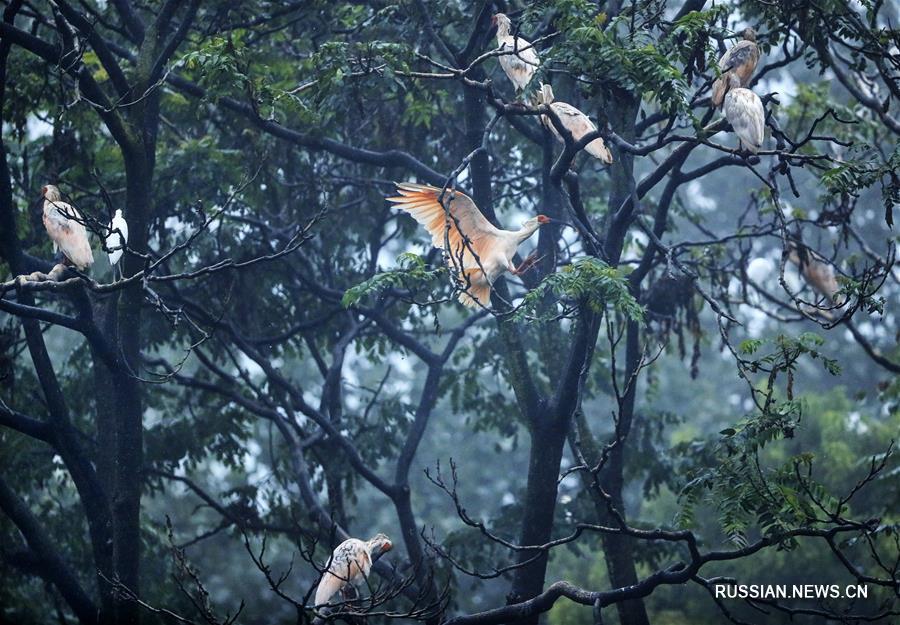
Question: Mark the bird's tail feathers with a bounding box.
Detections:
[456,269,491,308]
[314,572,345,607]
[586,139,614,164]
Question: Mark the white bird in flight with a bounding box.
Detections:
[106,209,128,272]
[722,74,765,153]
[711,28,760,108]
[41,185,94,271]
[538,83,613,164]
[388,183,551,308]
[314,534,393,607]
[492,13,540,95]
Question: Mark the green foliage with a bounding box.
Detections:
[820,144,900,227]
[560,17,691,114]
[512,258,643,322]
[341,253,445,306]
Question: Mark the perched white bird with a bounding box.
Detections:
[492,13,540,94]
[106,209,128,270]
[388,183,551,308]
[711,28,760,108]
[41,185,94,270]
[723,74,765,153]
[314,534,393,607]
[788,245,844,305]
[538,83,613,164]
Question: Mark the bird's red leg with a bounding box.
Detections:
[511,252,544,275]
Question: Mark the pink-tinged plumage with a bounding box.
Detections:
[492,13,540,94]
[538,83,613,164]
[387,183,550,308]
[711,28,760,108]
[41,185,94,270]
[314,534,392,607]
[788,246,844,305]
[723,74,765,153]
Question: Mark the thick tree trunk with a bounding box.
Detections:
[598,93,653,625]
[107,153,153,624]
[507,415,568,613]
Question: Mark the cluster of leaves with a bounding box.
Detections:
[674,333,849,544]
[512,258,643,322]
[820,144,900,226]
[549,5,697,115]
[739,332,842,383]
[341,252,446,307]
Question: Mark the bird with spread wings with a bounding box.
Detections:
[388,183,551,308]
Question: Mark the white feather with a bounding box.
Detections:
[106,210,129,266]
[723,87,765,153]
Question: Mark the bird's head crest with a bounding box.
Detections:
[741,27,757,42]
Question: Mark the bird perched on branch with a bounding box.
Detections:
[388,183,552,308]
[723,74,765,153]
[538,83,613,164]
[492,13,540,95]
[106,209,128,274]
[314,534,393,607]
[711,28,760,108]
[41,185,94,271]
[788,244,845,306]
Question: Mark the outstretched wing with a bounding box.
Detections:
[387,183,500,269]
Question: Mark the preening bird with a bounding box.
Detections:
[788,245,844,305]
[538,83,613,164]
[388,183,551,308]
[314,534,393,607]
[492,13,540,94]
[723,74,765,153]
[41,185,94,270]
[711,28,760,108]
[106,209,128,269]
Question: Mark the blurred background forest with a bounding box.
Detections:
[0,1,898,624]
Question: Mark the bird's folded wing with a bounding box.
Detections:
[314,541,371,605]
[719,41,758,73]
[314,571,346,606]
[388,183,499,266]
[551,103,596,133]
[48,202,82,232]
[500,38,539,66]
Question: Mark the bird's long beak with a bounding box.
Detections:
[543,217,576,229]
[373,541,393,562]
